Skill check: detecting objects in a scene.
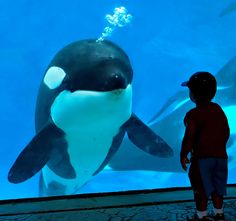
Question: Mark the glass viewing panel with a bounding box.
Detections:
[0,0,235,200]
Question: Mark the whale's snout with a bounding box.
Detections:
[108,72,128,90]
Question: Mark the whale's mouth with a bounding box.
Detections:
[111,89,124,96]
[70,86,128,96]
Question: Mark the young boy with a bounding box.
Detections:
[180,72,230,221]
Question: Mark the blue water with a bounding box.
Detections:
[1,0,236,199]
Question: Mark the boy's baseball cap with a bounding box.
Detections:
[181,71,215,88]
[181,71,217,101]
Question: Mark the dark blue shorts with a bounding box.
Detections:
[198,158,228,197]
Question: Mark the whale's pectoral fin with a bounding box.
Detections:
[8,122,75,184]
[125,113,174,158]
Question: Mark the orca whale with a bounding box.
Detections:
[8,39,173,196]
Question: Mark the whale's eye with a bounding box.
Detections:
[44,66,66,89]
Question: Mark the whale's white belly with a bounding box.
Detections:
[42,85,132,194]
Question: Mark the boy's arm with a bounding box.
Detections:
[180,114,196,170]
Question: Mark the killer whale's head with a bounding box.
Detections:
[43,39,133,93]
[36,39,134,131]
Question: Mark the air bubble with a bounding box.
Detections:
[97,6,133,42]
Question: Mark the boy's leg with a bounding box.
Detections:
[211,191,223,209]
[211,192,224,220]
[194,191,209,219]
[210,158,227,221]
[189,160,209,219]
[195,192,208,210]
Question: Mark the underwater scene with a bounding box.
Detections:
[1,0,236,200]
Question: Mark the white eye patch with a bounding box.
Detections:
[43,66,66,89]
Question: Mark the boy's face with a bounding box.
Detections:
[189,90,197,104]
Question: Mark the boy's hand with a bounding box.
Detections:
[180,156,190,171]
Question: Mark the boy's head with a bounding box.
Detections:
[181,71,217,103]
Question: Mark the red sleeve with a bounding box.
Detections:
[180,112,197,158]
